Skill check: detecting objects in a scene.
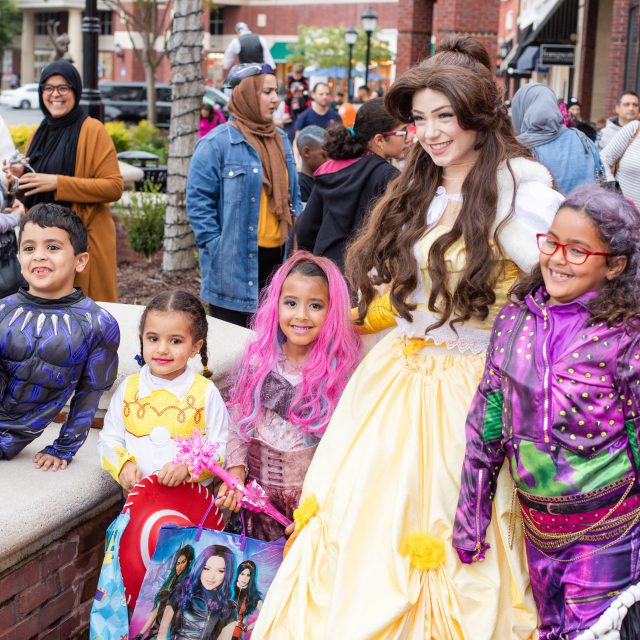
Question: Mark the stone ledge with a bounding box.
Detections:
[0,426,120,575]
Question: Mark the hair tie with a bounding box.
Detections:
[347,126,356,137]
[202,364,210,373]
[134,354,143,367]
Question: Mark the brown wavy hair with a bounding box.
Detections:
[346,36,533,330]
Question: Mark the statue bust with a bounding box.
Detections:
[47,20,74,63]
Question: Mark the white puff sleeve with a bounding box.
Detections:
[497,175,564,273]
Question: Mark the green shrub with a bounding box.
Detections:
[104,121,133,152]
[117,180,165,260]
[9,124,38,153]
[135,142,168,164]
[130,119,164,147]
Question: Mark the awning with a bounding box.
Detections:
[270,42,290,63]
[518,0,578,48]
[499,45,519,73]
[516,46,540,71]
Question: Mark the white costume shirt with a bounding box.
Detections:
[98,365,230,480]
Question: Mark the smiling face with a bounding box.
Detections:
[259,74,279,121]
[200,555,226,591]
[278,272,329,354]
[411,88,479,169]
[236,567,251,589]
[19,222,88,299]
[41,74,75,119]
[175,554,189,576]
[540,207,627,305]
[141,310,204,380]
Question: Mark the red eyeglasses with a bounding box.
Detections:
[536,233,614,266]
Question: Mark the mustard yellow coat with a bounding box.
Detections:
[54,117,123,302]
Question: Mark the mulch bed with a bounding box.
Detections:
[116,217,201,305]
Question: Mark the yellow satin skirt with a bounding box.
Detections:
[253,331,538,639]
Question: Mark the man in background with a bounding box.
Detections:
[295,83,342,132]
[598,91,639,150]
[223,22,275,72]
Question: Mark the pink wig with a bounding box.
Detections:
[227,251,362,437]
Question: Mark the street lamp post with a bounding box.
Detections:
[345,26,358,102]
[361,6,378,91]
[79,0,104,120]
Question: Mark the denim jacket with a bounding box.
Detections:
[187,121,301,312]
[533,128,604,195]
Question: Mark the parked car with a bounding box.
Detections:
[99,81,229,128]
[0,84,40,109]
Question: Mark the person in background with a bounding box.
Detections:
[598,91,640,150]
[286,62,308,95]
[297,97,410,272]
[567,98,598,142]
[0,115,21,299]
[294,83,342,133]
[187,63,302,328]
[0,115,14,163]
[223,22,275,73]
[356,85,371,103]
[199,103,227,138]
[295,125,326,205]
[330,91,345,110]
[512,83,603,195]
[601,118,640,205]
[283,82,310,141]
[9,60,123,302]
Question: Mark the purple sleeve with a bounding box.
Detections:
[453,322,507,562]
[43,312,120,461]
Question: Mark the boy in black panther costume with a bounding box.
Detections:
[0,203,119,469]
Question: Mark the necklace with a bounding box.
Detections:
[278,353,305,375]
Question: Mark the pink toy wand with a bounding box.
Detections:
[173,431,292,528]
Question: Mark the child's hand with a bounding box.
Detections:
[119,460,143,492]
[3,198,25,217]
[157,462,189,487]
[216,466,246,512]
[34,451,68,471]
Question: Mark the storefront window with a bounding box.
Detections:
[209,7,224,36]
[98,51,113,81]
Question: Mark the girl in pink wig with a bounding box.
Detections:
[218,251,362,541]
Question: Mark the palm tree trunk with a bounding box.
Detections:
[161,0,203,272]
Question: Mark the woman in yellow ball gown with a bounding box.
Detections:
[253,36,564,639]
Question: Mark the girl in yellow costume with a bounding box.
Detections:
[98,291,230,492]
[253,37,564,640]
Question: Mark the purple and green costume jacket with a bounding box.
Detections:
[453,286,640,638]
[0,289,120,461]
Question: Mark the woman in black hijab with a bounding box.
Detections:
[11,60,123,301]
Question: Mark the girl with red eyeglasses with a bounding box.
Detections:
[455,184,640,639]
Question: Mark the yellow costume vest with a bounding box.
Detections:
[123,373,211,438]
